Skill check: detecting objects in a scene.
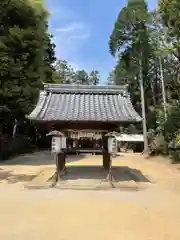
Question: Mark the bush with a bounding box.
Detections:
[170,150,180,164]
[0,135,35,160]
[148,135,168,156]
[168,135,180,163]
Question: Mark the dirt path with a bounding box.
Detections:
[0,152,180,239]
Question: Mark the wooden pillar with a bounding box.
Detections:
[75,138,79,155]
[103,152,110,170]
[93,138,95,155]
[52,152,67,186]
[56,152,66,178]
[102,133,110,170]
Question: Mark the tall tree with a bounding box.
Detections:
[109,0,152,120]
[73,70,89,85]
[0,0,52,134]
[53,60,74,84]
[159,0,180,78]
[157,0,180,146]
[42,32,56,83]
[52,60,101,85]
[159,0,180,50]
[89,70,100,85]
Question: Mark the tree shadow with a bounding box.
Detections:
[0,151,85,166]
[0,169,36,184]
[61,165,151,183]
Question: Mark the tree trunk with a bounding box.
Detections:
[12,119,18,139]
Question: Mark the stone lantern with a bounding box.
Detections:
[46,130,67,185]
[103,132,118,183]
[106,131,118,154]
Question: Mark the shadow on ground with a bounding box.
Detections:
[0,151,151,191]
[22,165,151,191]
[0,151,85,166]
[0,170,36,184]
[0,165,150,185]
[60,165,151,183]
[49,166,151,191]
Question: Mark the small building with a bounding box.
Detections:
[116,134,144,142]
[27,84,141,174]
[116,134,144,152]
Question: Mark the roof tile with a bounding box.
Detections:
[27,84,141,123]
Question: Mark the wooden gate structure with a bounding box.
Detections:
[27,84,141,183]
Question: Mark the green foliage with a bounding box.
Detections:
[109,0,149,56]
[73,70,89,85]
[164,103,180,140]
[0,0,56,135]
[53,60,101,85]
[148,135,168,156]
[159,0,180,40]
[53,60,74,84]
[109,0,154,128]
[159,0,180,64]
[168,135,180,164]
[108,0,180,162]
[89,70,100,85]
[0,135,34,160]
[42,32,57,83]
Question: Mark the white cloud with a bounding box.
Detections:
[70,32,90,40]
[47,1,91,71]
[50,21,90,70]
[55,22,90,40]
[56,22,85,33]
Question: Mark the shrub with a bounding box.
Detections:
[168,135,180,163]
[0,135,34,161]
[148,135,168,156]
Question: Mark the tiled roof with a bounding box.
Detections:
[27,84,141,123]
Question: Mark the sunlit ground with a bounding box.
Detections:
[0,152,180,240]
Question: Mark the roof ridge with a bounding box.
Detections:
[43,83,128,94]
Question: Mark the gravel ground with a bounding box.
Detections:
[0,152,180,240]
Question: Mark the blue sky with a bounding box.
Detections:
[47,0,157,83]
